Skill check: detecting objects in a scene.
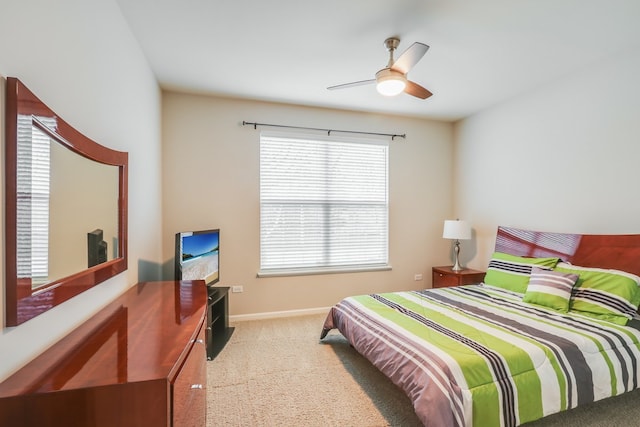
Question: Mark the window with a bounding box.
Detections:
[259,132,389,275]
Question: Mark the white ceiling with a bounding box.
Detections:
[116,0,640,121]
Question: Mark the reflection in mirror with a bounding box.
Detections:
[5,77,128,326]
[16,118,54,288]
[48,127,119,285]
[19,119,120,290]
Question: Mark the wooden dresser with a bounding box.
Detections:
[0,280,207,427]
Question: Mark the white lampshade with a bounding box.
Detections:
[442,220,471,240]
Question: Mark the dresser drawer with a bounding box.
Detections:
[172,321,207,426]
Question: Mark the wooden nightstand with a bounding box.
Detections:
[432,266,485,288]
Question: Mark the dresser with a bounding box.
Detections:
[432,266,485,288]
[0,281,207,427]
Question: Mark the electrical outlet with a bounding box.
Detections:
[414,274,423,281]
[232,285,244,293]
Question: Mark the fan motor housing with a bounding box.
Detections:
[375,68,406,82]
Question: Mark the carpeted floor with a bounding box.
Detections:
[206,314,640,426]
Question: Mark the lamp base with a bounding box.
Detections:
[452,239,463,271]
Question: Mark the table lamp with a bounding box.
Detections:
[443,219,471,271]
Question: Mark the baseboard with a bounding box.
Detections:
[229,306,331,322]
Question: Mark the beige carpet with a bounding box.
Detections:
[206,314,640,427]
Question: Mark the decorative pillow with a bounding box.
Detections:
[522,267,579,312]
[555,262,640,325]
[483,252,560,293]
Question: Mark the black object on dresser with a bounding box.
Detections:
[206,286,234,360]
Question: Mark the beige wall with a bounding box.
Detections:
[49,142,120,281]
[162,92,454,316]
[454,47,640,270]
[0,0,162,381]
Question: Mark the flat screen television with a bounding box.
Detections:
[175,229,220,285]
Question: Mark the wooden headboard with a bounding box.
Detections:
[495,226,640,277]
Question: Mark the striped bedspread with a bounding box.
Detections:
[321,284,640,426]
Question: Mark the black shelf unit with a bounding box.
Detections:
[206,286,233,360]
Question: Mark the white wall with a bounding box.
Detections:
[454,47,640,269]
[162,92,454,316]
[0,0,162,381]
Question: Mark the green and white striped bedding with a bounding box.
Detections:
[321,284,640,426]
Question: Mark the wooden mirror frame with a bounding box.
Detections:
[4,77,128,326]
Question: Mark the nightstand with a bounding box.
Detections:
[432,266,485,288]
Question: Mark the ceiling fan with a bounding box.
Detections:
[327,37,433,99]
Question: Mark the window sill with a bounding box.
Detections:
[257,264,392,278]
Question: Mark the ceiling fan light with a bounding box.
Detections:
[375,69,407,96]
[377,78,406,96]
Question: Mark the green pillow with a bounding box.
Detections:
[522,267,579,312]
[555,263,640,325]
[484,252,560,293]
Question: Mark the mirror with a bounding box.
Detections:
[5,77,128,326]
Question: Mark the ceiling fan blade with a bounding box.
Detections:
[327,79,376,90]
[391,42,429,74]
[405,80,433,99]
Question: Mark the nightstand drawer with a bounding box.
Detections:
[432,266,485,288]
[432,271,460,288]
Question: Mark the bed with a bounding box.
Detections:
[321,226,640,426]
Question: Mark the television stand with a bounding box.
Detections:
[206,286,233,360]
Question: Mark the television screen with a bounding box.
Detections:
[175,229,219,285]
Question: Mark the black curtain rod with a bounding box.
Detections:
[242,121,406,140]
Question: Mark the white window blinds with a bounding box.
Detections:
[260,133,389,274]
[17,115,54,286]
